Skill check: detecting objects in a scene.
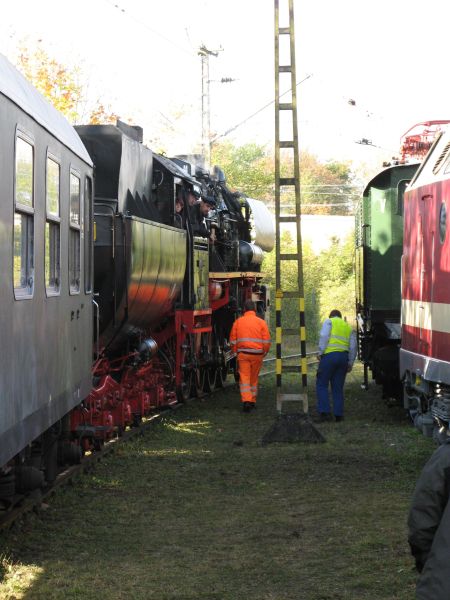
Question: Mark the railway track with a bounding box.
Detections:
[0,351,318,532]
[260,351,319,376]
[0,410,170,532]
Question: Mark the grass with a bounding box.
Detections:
[0,364,432,599]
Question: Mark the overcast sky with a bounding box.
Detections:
[2,0,450,169]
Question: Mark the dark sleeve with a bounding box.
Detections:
[189,204,208,238]
[407,446,450,571]
[192,222,208,237]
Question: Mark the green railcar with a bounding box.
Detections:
[355,162,418,399]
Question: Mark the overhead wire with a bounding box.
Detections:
[210,74,313,145]
[99,0,385,160]
[99,0,219,149]
[98,0,206,145]
[101,0,198,60]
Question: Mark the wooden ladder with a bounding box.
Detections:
[274,0,308,413]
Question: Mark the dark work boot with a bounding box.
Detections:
[335,415,344,422]
[320,413,332,422]
[242,402,252,413]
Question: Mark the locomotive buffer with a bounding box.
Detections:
[273,0,308,414]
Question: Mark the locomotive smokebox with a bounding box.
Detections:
[239,241,264,270]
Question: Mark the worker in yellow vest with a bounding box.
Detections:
[316,309,356,422]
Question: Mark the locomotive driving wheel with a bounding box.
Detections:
[178,334,194,402]
[213,330,229,388]
[192,367,205,398]
[178,333,206,400]
[203,367,217,392]
[179,371,192,402]
[199,332,216,393]
[191,332,209,398]
[215,363,228,388]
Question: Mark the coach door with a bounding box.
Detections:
[418,194,433,354]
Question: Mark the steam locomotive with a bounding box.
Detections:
[0,54,274,500]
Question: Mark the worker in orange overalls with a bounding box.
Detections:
[229,299,271,412]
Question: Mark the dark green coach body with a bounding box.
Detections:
[355,162,419,399]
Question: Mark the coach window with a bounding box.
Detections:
[69,171,81,294]
[84,176,93,294]
[442,149,450,174]
[45,156,61,294]
[14,135,34,298]
[396,180,408,216]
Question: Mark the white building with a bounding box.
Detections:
[280,214,354,254]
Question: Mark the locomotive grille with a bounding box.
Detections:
[432,141,450,175]
[431,384,450,423]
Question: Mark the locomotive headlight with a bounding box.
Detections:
[209,281,223,301]
[139,338,158,360]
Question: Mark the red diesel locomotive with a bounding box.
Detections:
[401,126,450,436]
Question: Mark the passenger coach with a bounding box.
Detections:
[356,162,418,400]
[0,54,93,490]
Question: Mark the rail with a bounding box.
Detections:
[0,409,173,532]
[260,351,319,376]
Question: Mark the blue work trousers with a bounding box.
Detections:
[316,351,349,417]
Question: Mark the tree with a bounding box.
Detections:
[88,103,120,126]
[262,229,356,346]
[15,44,119,125]
[315,233,356,325]
[283,153,354,215]
[262,232,322,346]
[211,141,355,215]
[17,45,82,122]
[211,142,273,200]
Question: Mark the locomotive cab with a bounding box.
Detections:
[76,122,188,353]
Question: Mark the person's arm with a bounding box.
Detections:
[262,321,271,355]
[347,331,357,371]
[192,220,208,238]
[317,319,331,359]
[229,320,238,355]
[408,446,450,572]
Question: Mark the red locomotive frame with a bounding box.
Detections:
[70,272,266,450]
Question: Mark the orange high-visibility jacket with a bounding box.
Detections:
[229,310,271,356]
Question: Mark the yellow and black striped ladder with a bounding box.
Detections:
[274,0,308,413]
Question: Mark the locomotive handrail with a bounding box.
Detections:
[92,298,100,359]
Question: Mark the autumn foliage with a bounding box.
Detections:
[16,45,119,125]
[211,141,355,215]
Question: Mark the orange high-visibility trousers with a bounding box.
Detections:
[237,353,264,404]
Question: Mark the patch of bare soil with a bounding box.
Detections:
[262,413,326,445]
